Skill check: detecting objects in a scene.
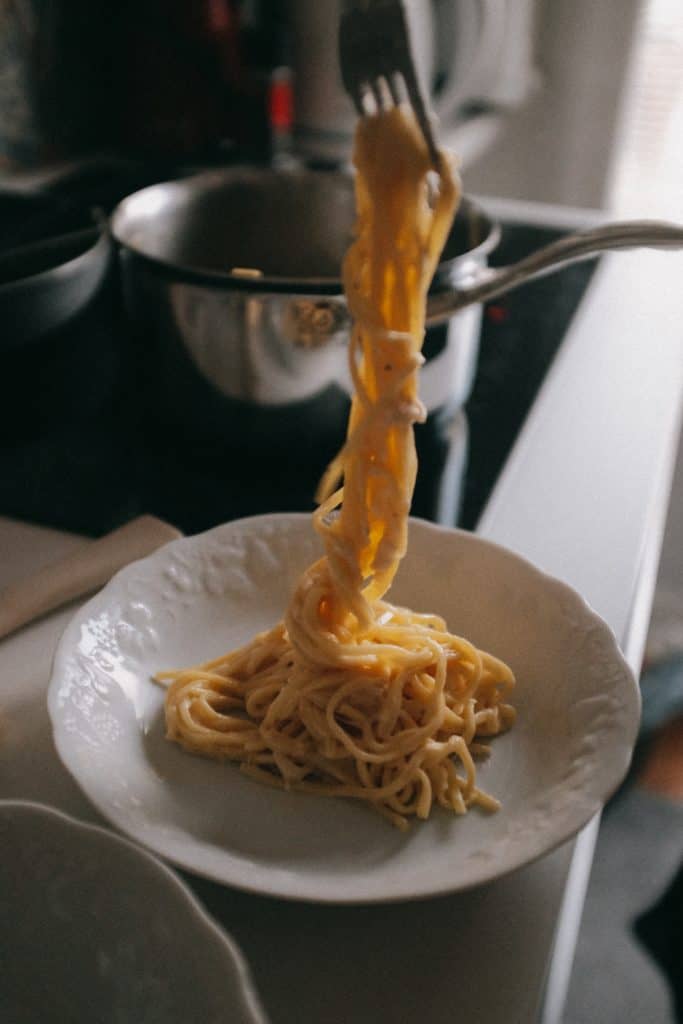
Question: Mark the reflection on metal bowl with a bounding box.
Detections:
[111,168,499,437]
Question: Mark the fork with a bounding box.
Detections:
[338,0,440,167]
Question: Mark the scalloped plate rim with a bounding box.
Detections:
[47,512,641,904]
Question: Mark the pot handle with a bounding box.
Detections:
[425,220,683,327]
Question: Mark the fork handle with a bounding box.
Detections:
[426,220,683,326]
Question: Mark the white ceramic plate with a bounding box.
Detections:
[48,513,640,904]
[0,800,267,1023]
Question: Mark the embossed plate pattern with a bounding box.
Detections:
[48,514,640,903]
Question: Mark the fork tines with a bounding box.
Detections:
[338,0,440,167]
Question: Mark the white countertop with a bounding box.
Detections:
[1,208,682,1022]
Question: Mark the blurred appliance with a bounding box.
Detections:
[289,0,538,167]
[0,0,287,168]
[0,0,536,171]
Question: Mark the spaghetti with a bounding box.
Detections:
[160,107,516,829]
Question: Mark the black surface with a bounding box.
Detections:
[0,174,597,537]
[461,224,598,529]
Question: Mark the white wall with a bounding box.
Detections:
[464,0,642,209]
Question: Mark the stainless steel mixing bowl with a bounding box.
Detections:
[111,166,683,419]
[111,168,497,414]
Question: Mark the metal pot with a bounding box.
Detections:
[111,167,683,428]
[111,167,499,426]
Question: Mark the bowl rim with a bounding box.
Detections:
[0,797,269,1022]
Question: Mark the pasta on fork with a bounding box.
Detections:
[159,106,516,830]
